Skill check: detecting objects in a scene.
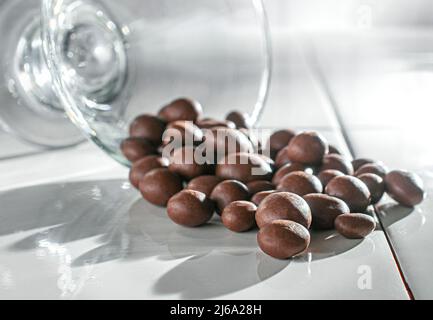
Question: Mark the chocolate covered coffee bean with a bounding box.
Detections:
[222,201,257,233]
[256,192,312,229]
[186,175,223,197]
[304,194,350,230]
[210,180,250,213]
[167,190,214,227]
[287,131,329,165]
[320,154,354,175]
[277,172,323,196]
[129,114,166,145]
[335,213,376,239]
[325,176,371,212]
[317,169,345,188]
[121,137,156,162]
[158,98,203,123]
[257,220,310,259]
[385,170,425,207]
[358,173,385,204]
[129,155,169,189]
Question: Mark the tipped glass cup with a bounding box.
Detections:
[0,0,272,166]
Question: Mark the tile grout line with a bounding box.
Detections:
[299,36,414,300]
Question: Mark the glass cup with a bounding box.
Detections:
[0,0,272,165]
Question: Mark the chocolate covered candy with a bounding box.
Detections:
[272,162,308,185]
[210,180,250,213]
[335,213,376,239]
[226,111,252,129]
[275,146,291,168]
[162,120,203,148]
[355,163,388,178]
[317,169,345,188]
[222,201,257,232]
[352,158,375,172]
[121,137,156,162]
[186,175,223,197]
[168,146,210,180]
[287,131,329,165]
[320,154,354,175]
[277,171,323,196]
[158,98,203,123]
[385,170,425,207]
[247,180,275,195]
[129,155,169,189]
[251,190,278,206]
[139,168,183,207]
[267,129,296,159]
[129,114,166,145]
[358,173,385,204]
[325,176,371,212]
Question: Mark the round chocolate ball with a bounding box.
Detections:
[139,168,184,207]
[325,176,371,213]
[121,137,156,163]
[275,146,291,168]
[247,180,275,195]
[129,114,166,145]
[162,120,203,148]
[216,152,273,183]
[257,220,310,259]
[272,162,308,185]
[226,111,252,129]
[251,190,278,206]
[129,155,169,189]
[358,173,385,204]
[267,129,296,159]
[303,193,350,230]
[168,146,210,180]
[196,118,236,130]
[352,158,375,172]
[355,163,388,178]
[287,131,329,165]
[158,98,203,123]
[221,201,257,233]
[186,175,223,197]
[167,190,214,227]
[210,180,250,214]
[277,172,323,196]
[317,169,345,188]
[335,213,376,239]
[256,192,312,229]
[319,154,354,175]
[384,170,425,207]
[204,128,254,160]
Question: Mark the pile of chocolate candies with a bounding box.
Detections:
[122,98,426,260]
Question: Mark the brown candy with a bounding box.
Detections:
[277,172,323,196]
[275,146,291,167]
[358,173,385,204]
[203,128,253,160]
[287,131,329,165]
[251,190,278,206]
[221,201,257,233]
[256,192,312,229]
[328,145,341,155]
[325,176,371,213]
[267,129,296,159]
[162,121,203,148]
[121,137,156,163]
[196,118,236,129]
[216,152,273,183]
[257,220,310,259]
[210,180,250,213]
[158,98,203,123]
[352,158,375,172]
[129,155,169,189]
[385,170,425,207]
[272,162,308,185]
[355,163,388,178]
[168,146,210,180]
[139,168,184,207]
[167,190,214,227]
[317,169,345,188]
[186,175,223,197]
[335,213,376,239]
[226,111,252,129]
[319,154,354,175]
[303,194,350,230]
[129,114,166,145]
[247,180,275,195]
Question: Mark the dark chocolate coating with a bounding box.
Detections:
[221,201,257,232]
[287,131,329,165]
[196,118,236,129]
[268,129,296,159]
[325,176,371,212]
[385,170,425,207]
[121,137,156,163]
[319,154,354,175]
[317,169,345,188]
[162,121,203,148]
[358,173,385,204]
[256,192,312,229]
[139,168,184,207]
[129,114,166,145]
[335,213,376,239]
[168,146,210,180]
[352,158,375,172]
[355,163,388,178]
[129,155,169,189]
[210,180,250,213]
[303,194,350,230]
[158,98,203,123]
[239,128,262,153]
[277,172,323,196]
[186,175,223,197]
[216,152,273,183]
[257,220,310,259]
[226,111,252,129]
[251,190,278,206]
[167,190,214,227]
[203,128,254,161]
[328,145,341,155]
[272,162,307,185]
[275,146,291,168]
[247,180,275,195]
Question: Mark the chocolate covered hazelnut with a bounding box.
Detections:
[325,176,371,212]
[222,201,257,232]
[385,170,425,207]
[358,173,385,204]
[335,213,376,239]
[158,98,203,123]
[129,114,166,145]
[186,175,223,197]
[277,172,323,196]
[121,137,156,163]
[287,131,329,165]
[210,180,250,213]
[129,155,169,189]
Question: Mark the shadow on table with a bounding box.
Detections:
[0,179,394,299]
